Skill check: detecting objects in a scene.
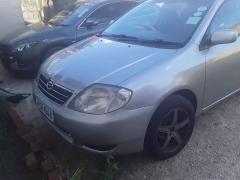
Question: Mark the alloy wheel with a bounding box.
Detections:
[156,108,191,154]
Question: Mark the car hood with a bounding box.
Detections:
[0,23,67,45]
[41,37,178,92]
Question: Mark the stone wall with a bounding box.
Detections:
[21,0,76,24]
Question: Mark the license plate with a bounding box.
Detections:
[36,98,54,122]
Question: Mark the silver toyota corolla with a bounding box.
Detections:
[33,0,240,159]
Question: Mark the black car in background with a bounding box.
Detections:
[0,0,140,74]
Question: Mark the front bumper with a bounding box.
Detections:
[0,44,40,72]
[32,80,154,155]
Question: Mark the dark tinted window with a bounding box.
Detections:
[48,4,91,26]
[84,2,137,25]
[210,0,240,34]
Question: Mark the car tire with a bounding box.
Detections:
[145,95,195,160]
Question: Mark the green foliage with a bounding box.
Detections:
[70,168,82,180]
[96,156,120,180]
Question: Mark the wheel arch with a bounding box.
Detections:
[146,88,198,133]
[173,89,198,112]
[150,88,198,123]
[158,88,198,112]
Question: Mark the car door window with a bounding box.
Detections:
[82,2,137,27]
[210,0,240,34]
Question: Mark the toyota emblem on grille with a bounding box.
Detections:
[47,80,54,90]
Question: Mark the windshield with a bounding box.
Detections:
[48,4,91,26]
[103,0,213,48]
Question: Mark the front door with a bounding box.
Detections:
[203,0,240,107]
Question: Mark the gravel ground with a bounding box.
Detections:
[118,94,240,180]
[1,1,240,180]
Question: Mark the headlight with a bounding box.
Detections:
[69,84,132,115]
[13,42,39,52]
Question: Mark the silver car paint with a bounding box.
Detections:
[33,0,240,154]
[41,37,178,92]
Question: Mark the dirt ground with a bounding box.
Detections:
[1,0,240,180]
[0,102,42,180]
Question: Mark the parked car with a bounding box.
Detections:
[33,0,240,159]
[0,0,140,74]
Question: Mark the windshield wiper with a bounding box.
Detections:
[97,34,183,47]
[48,21,56,26]
[139,39,183,47]
[48,21,70,27]
[97,33,138,40]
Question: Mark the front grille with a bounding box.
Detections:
[38,74,73,105]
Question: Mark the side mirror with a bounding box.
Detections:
[85,18,99,28]
[211,29,238,45]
